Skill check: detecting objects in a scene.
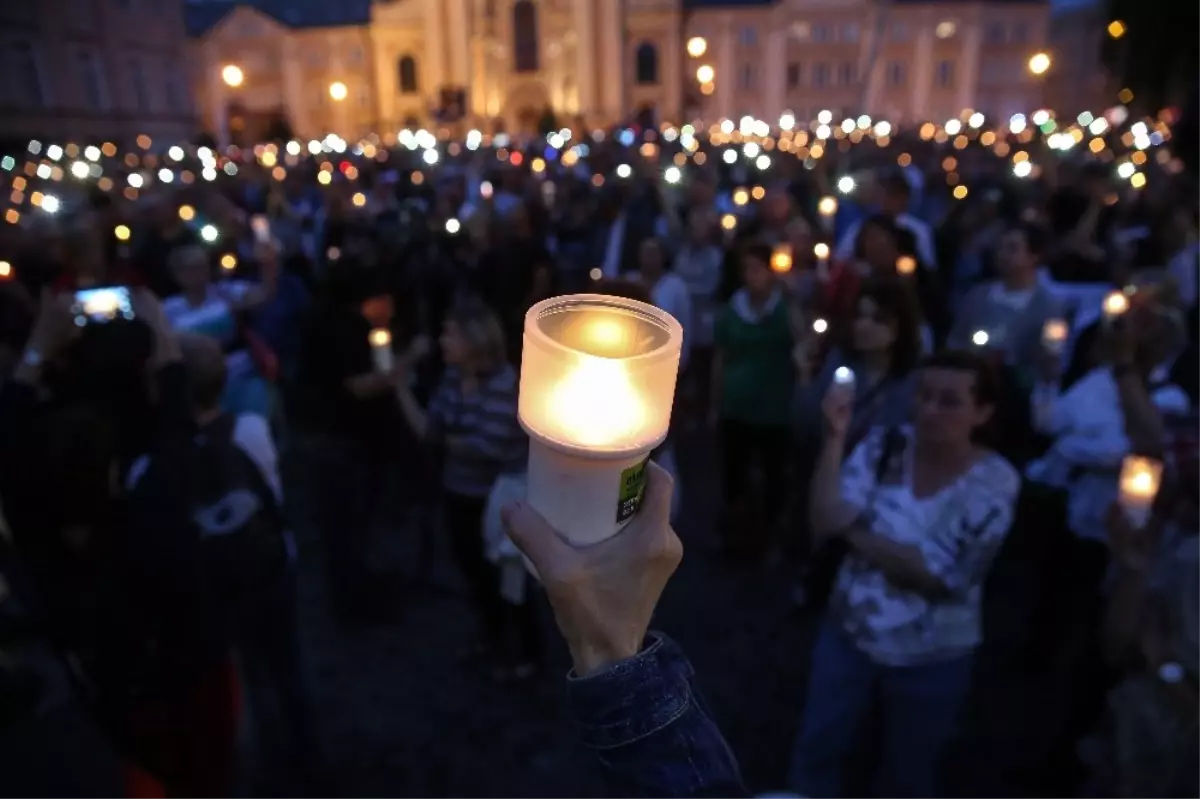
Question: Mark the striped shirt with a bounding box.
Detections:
[427,365,528,498]
[829,426,1019,666]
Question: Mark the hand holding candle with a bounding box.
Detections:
[518,295,682,547]
[813,242,831,281]
[1118,455,1162,529]
[1103,290,1130,322]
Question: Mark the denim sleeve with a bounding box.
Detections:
[567,633,746,798]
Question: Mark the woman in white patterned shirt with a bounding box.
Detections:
[788,350,1020,798]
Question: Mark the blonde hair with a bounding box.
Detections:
[448,300,508,372]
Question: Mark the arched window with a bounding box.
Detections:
[398,54,418,94]
[513,0,538,73]
[635,42,658,85]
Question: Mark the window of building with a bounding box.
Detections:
[398,54,418,94]
[886,61,905,87]
[812,24,830,43]
[984,22,1005,44]
[635,42,658,85]
[78,50,110,110]
[787,62,802,89]
[837,61,856,86]
[130,58,149,110]
[1010,21,1028,44]
[513,0,538,73]
[812,62,829,87]
[10,42,46,106]
[935,20,957,39]
[936,59,955,88]
[738,63,756,89]
[840,23,859,42]
[739,26,758,46]
[889,22,909,42]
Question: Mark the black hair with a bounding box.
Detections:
[856,275,924,377]
[1003,221,1048,258]
[738,241,774,269]
[918,349,1003,446]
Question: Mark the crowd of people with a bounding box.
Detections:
[0,107,1196,797]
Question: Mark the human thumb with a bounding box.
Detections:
[501,500,569,575]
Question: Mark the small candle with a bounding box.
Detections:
[972,330,990,347]
[519,295,683,546]
[896,255,917,275]
[813,242,830,280]
[369,328,393,372]
[833,365,856,388]
[770,243,793,273]
[1043,318,1068,353]
[1118,455,1162,529]
[1103,290,1129,320]
[812,317,828,335]
[817,196,838,231]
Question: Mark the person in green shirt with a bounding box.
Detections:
[710,242,795,559]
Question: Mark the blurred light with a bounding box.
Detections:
[944,119,962,135]
[41,195,60,214]
[1107,20,1126,39]
[1028,52,1052,76]
[837,176,855,194]
[589,268,603,281]
[1013,160,1033,178]
[0,261,9,277]
[46,144,63,161]
[695,64,715,84]
[1117,162,1136,179]
[1031,109,1051,126]
[1129,172,1146,189]
[720,213,737,230]
[223,162,237,176]
[733,188,749,206]
[329,81,348,101]
[953,185,969,200]
[779,112,796,130]
[616,163,632,179]
[841,118,855,134]
[317,171,332,185]
[352,192,366,207]
[168,146,184,161]
[70,161,89,179]
[722,149,737,164]
[84,146,101,161]
[178,205,195,221]
[972,330,989,347]
[158,168,174,183]
[35,164,51,180]
[817,109,833,124]
[27,140,41,155]
[873,121,892,138]
[114,225,131,241]
[755,154,770,170]
[968,112,985,129]
[1117,88,1134,105]
[664,166,682,184]
[136,135,151,150]
[202,167,217,181]
[1009,114,1027,134]
[813,242,830,260]
[422,148,439,165]
[445,218,461,234]
[743,142,760,158]
[220,254,237,271]
[751,186,766,201]
[812,318,828,334]
[127,173,144,188]
[222,64,244,87]
[815,124,831,140]
[687,36,708,57]
[199,224,218,242]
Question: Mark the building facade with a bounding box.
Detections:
[686,0,1053,127]
[191,0,1070,143]
[0,0,195,147]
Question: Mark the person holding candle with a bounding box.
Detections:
[789,350,1019,797]
[711,242,795,559]
[631,238,693,369]
[393,300,536,679]
[947,223,1063,382]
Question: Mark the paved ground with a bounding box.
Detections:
[283,430,818,797]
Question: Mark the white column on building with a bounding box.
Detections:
[446,0,472,89]
[715,17,734,121]
[371,33,395,134]
[909,25,934,124]
[597,0,624,122]
[956,22,982,115]
[663,25,682,122]
[423,0,446,103]
[764,28,785,122]
[573,1,596,121]
[281,37,308,138]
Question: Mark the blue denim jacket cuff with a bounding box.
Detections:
[567,632,694,750]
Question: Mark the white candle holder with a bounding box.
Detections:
[369,328,393,372]
[518,294,683,547]
[1118,455,1162,529]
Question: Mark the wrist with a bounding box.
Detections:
[568,635,642,678]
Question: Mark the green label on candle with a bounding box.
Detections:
[616,457,649,524]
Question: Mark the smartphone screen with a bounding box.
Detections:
[250,214,272,243]
[73,287,134,324]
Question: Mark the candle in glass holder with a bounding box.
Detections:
[518,294,683,546]
[1043,318,1068,353]
[771,243,793,273]
[1103,290,1129,321]
[896,255,917,275]
[833,365,856,389]
[1118,455,1162,529]
[369,328,393,372]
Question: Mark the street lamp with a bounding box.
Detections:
[1028,52,1051,76]
[221,64,244,88]
[329,81,348,101]
[696,64,715,84]
[686,36,707,58]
